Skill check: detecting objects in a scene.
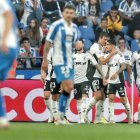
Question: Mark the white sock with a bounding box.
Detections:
[87,97,97,112]
[95,100,104,121]
[123,102,131,121]
[138,103,140,121]
[77,100,82,121]
[45,98,53,118]
[52,100,59,120]
[109,102,114,122]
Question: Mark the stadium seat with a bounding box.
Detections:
[100,0,113,15]
[78,26,95,42]
[131,40,140,52]
[83,39,92,51]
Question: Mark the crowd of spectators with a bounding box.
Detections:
[11,0,140,68]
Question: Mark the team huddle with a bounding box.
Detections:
[40,5,140,125]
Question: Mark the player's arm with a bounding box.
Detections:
[95,64,103,77]
[103,67,110,86]
[98,48,117,65]
[1,9,13,53]
[41,41,51,83]
[87,52,103,77]
[41,23,56,77]
[116,63,126,75]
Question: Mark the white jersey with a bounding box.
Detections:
[0,0,17,48]
[132,51,140,85]
[46,48,56,81]
[119,49,132,66]
[90,43,104,78]
[73,52,97,84]
[46,19,78,68]
[105,53,126,84]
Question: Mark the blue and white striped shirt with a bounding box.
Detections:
[119,0,140,18]
[46,19,79,68]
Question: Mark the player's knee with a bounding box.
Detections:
[109,94,115,102]
[44,91,50,100]
[120,97,127,104]
[63,83,73,93]
[52,94,59,101]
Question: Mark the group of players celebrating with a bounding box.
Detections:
[41,5,140,125]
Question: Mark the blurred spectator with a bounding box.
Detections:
[128,13,140,38]
[25,19,41,49]
[12,0,25,21]
[18,23,26,40]
[42,0,64,23]
[106,6,125,35]
[118,0,140,25]
[78,16,95,42]
[39,17,49,39]
[95,17,112,41]
[75,0,89,17]
[131,30,140,52]
[18,37,36,68]
[118,37,132,86]
[21,0,43,26]
[87,0,100,27]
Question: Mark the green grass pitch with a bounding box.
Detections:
[0,122,140,140]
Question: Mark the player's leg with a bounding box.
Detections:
[59,80,73,120]
[137,85,140,123]
[108,84,116,123]
[119,84,132,124]
[80,82,90,124]
[0,48,17,128]
[50,78,60,122]
[85,79,104,116]
[43,80,53,123]
[74,84,82,123]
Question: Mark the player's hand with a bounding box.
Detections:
[111,48,117,55]
[103,78,108,86]
[41,72,46,84]
[110,73,117,80]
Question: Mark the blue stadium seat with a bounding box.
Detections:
[78,26,95,42]
[100,0,113,15]
[131,40,140,52]
[83,39,92,51]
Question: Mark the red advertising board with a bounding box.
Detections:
[0,80,139,122]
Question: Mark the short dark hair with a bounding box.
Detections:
[20,37,30,44]
[99,32,110,39]
[101,17,107,22]
[107,39,116,46]
[118,37,126,43]
[111,6,118,11]
[63,4,76,11]
[78,38,84,44]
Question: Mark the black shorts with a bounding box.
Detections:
[102,85,108,98]
[50,78,61,94]
[89,78,103,92]
[107,83,126,97]
[44,80,50,91]
[74,81,90,100]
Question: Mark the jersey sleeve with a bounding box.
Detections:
[0,0,11,14]
[90,44,101,57]
[46,23,58,43]
[86,52,97,66]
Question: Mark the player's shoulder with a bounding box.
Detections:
[51,19,64,28]
[90,43,100,51]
